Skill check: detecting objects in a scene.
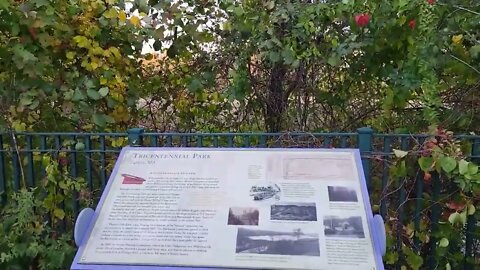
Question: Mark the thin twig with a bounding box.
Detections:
[449,54,480,75]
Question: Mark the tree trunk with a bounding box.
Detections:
[265,64,287,132]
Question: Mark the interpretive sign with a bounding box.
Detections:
[71,147,384,270]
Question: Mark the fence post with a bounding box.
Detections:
[357,127,373,189]
[128,128,144,146]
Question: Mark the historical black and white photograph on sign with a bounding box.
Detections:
[323,216,365,238]
[271,202,317,221]
[249,183,281,202]
[228,207,260,226]
[327,186,358,202]
[236,228,320,256]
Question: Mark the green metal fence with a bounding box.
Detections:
[0,127,479,268]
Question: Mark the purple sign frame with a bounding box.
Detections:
[71,147,385,270]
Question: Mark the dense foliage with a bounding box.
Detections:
[1,0,479,133]
[0,0,479,269]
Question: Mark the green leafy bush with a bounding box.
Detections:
[0,155,87,270]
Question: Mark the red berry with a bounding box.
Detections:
[354,13,370,28]
[59,157,68,166]
[427,0,435,4]
[423,172,432,182]
[408,20,416,29]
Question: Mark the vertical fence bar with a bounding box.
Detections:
[70,135,79,218]
[259,135,266,147]
[54,135,66,231]
[413,137,425,252]
[166,135,173,147]
[150,135,158,147]
[340,136,348,148]
[227,135,234,147]
[357,127,373,189]
[395,137,409,270]
[380,136,391,218]
[39,136,47,180]
[428,171,441,268]
[11,134,21,191]
[243,135,250,148]
[323,137,331,148]
[85,136,93,192]
[464,138,479,269]
[181,136,187,147]
[197,135,204,147]
[26,135,35,187]
[213,136,219,147]
[0,134,6,205]
[100,136,107,189]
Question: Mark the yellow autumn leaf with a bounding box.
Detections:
[129,16,141,27]
[109,47,121,59]
[118,10,127,22]
[66,51,76,60]
[103,8,118,19]
[452,34,463,44]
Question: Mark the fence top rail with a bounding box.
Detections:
[375,133,480,139]
[0,132,129,136]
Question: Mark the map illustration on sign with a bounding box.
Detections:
[71,148,384,270]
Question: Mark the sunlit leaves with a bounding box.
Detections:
[0,0,143,131]
[129,16,141,27]
[118,10,127,22]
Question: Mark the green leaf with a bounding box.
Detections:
[19,97,33,106]
[0,0,10,9]
[385,252,398,264]
[58,180,68,189]
[440,156,457,173]
[448,212,460,224]
[403,247,423,270]
[448,211,467,226]
[458,159,468,175]
[467,204,476,215]
[98,87,109,97]
[84,79,95,89]
[265,1,275,10]
[92,113,107,127]
[327,54,340,66]
[282,48,295,65]
[87,89,101,100]
[418,157,434,171]
[53,208,65,219]
[72,89,86,101]
[233,6,244,16]
[29,100,40,110]
[393,149,408,158]
[153,40,162,51]
[187,78,203,92]
[11,24,19,36]
[470,45,480,58]
[75,142,85,151]
[439,238,449,247]
[468,163,478,175]
[33,0,49,8]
